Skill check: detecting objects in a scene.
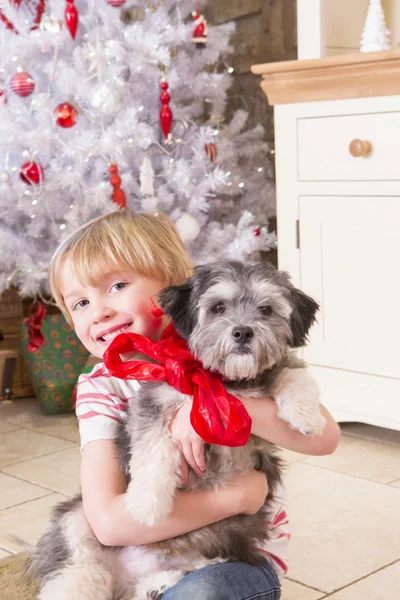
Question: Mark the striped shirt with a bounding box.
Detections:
[76,362,290,578]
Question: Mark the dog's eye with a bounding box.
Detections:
[212,301,226,314]
[259,305,272,316]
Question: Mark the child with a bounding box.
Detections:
[49,210,340,600]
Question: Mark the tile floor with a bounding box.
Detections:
[1,397,400,599]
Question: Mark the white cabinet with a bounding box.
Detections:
[274,95,400,431]
[252,52,400,431]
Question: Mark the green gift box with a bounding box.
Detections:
[21,312,90,415]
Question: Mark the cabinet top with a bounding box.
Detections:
[251,48,400,106]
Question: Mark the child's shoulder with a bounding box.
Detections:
[78,361,141,396]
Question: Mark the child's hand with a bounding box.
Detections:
[232,471,269,515]
[169,402,206,482]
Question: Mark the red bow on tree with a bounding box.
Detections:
[103,324,252,447]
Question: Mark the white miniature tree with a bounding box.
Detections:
[360,0,391,52]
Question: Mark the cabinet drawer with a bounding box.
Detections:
[297,111,400,181]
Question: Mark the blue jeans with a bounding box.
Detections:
[163,560,281,600]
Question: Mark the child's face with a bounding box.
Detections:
[60,260,169,358]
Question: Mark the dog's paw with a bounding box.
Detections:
[135,571,183,600]
[146,587,166,600]
[125,485,173,526]
[276,393,326,436]
[289,411,326,436]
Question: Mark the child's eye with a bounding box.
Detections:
[73,299,89,311]
[111,282,126,292]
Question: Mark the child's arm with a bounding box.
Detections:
[81,438,268,547]
[170,398,340,476]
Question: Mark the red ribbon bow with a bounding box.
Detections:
[103,324,252,447]
[25,301,47,352]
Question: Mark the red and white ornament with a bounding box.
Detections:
[20,161,44,185]
[205,142,217,162]
[106,0,127,6]
[65,0,78,39]
[10,71,35,97]
[54,102,77,128]
[160,79,172,140]
[253,228,261,237]
[191,10,208,47]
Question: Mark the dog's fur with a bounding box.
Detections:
[27,261,325,600]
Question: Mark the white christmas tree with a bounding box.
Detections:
[360,0,391,52]
[0,0,276,300]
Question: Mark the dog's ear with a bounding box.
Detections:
[289,288,319,348]
[159,281,196,339]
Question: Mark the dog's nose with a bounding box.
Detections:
[232,326,254,344]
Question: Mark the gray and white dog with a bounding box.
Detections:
[28,260,325,600]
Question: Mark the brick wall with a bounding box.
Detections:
[207,0,297,143]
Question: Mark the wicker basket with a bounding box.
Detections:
[0,348,19,400]
[0,287,35,398]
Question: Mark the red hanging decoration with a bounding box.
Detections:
[109,162,127,208]
[65,0,78,39]
[10,71,35,97]
[106,0,127,6]
[20,161,44,185]
[205,142,217,162]
[160,77,172,141]
[191,10,208,48]
[54,102,77,128]
[25,302,47,352]
[0,0,46,34]
[104,324,252,447]
[253,228,261,237]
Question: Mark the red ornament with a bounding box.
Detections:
[104,324,252,447]
[55,102,77,128]
[205,142,217,162]
[109,163,127,209]
[253,228,261,237]
[191,10,208,48]
[65,0,78,39]
[106,0,127,6]
[20,161,44,185]
[10,71,35,97]
[160,79,172,140]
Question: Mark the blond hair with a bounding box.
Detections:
[49,210,193,323]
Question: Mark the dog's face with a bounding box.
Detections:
[159,261,319,381]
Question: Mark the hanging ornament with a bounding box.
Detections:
[191,10,208,49]
[106,0,127,6]
[175,213,201,242]
[40,15,62,33]
[205,142,217,162]
[10,71,35,97]
[140,153,155,197]
[65,0,78,40]
[360,0,390,52]
[54,102,77,128]
[159,65,172,141]
[20,161,44,185]
[109,162,127,209]
[91,83,122,116]
[253,228,261,237]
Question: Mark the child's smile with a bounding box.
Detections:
[61,259,169,358]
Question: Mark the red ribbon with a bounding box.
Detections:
[104,324,252,447]
[25,301,47,352]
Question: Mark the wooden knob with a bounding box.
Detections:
[349,139,372,157]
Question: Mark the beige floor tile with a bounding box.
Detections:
[285,463,400,593]
[281,578,324,600]
[0,421,19,434]
[340,422,400,447]
[304,437,400,484]
[391,478,400,488]
[0,429,75,467]
[0,548,12,559]
[0,493,67,553]
[2,447,81,497]
[0,472,52,510]
[328,561,400,599]
[0,397,79,443]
